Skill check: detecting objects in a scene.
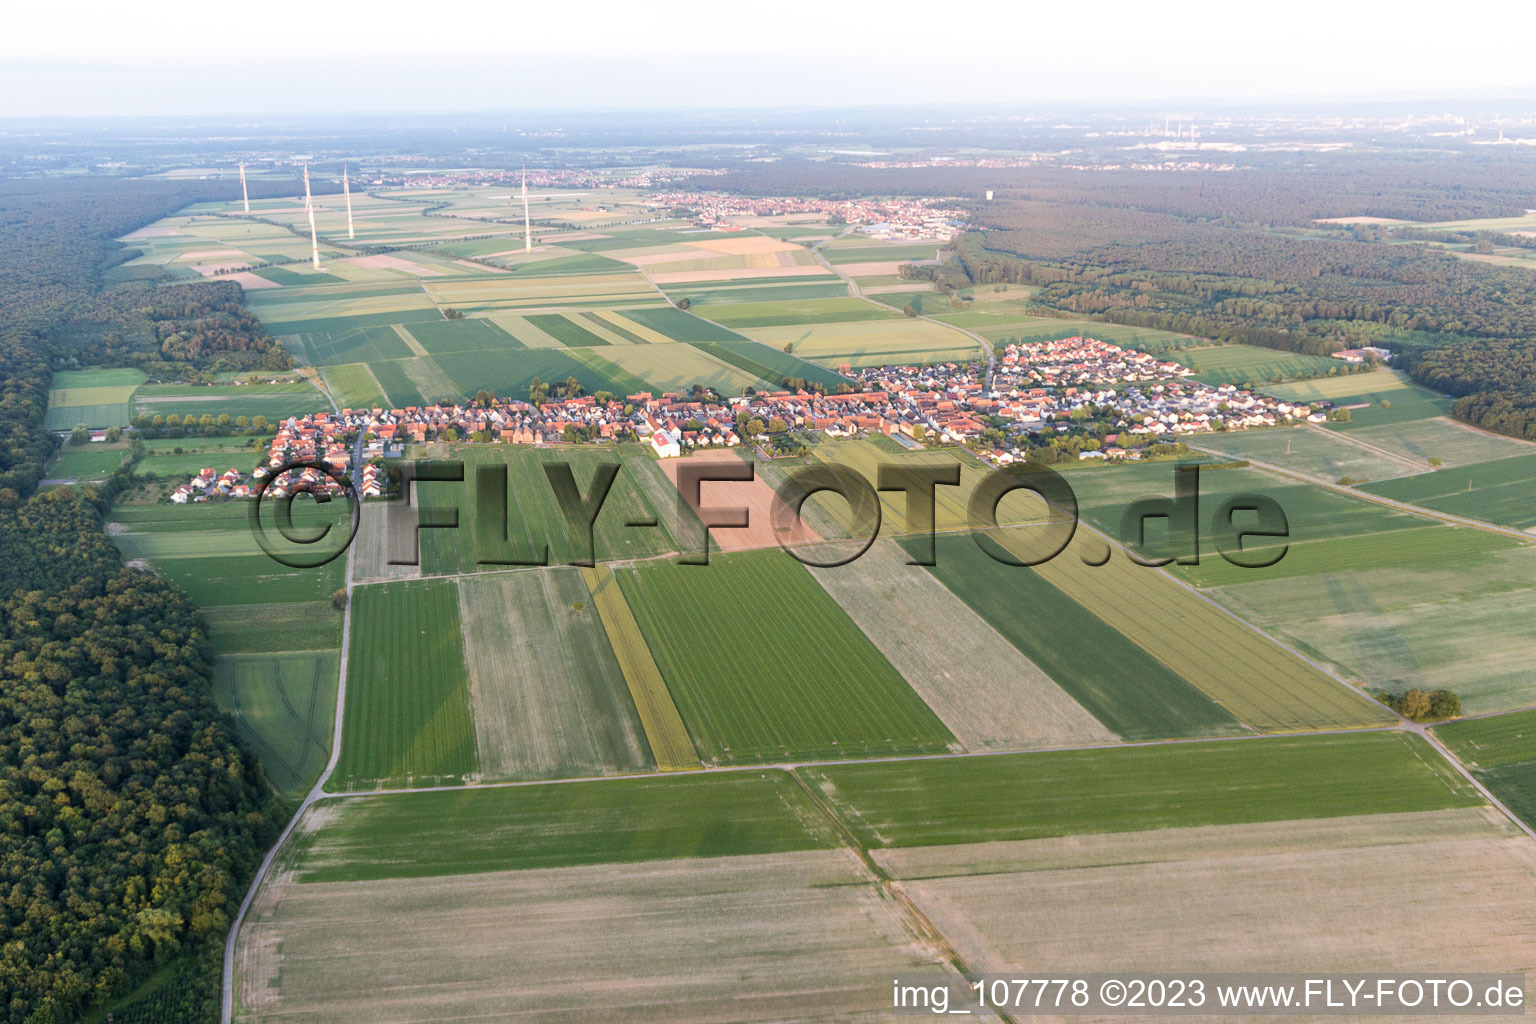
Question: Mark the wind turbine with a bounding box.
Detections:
[304,165,321,269]
[239,162,250,213]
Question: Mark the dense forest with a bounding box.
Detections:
[689,155,1536,224]
[956,212,1536,437]
[0,178,293,1024]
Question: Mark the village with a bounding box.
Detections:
[166,335,1326,502]
[647,191,968,241]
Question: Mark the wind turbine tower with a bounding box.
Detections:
[522,166,532,252]
[304,165,321,270]
[343,164,355,240]
[239,162,250,213]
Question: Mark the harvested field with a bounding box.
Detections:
[235,850,946,1024]
[896,809,1536,983]
[458,569,652,779]
[916,532,1241,740]
[341,253,446,276]
[685,235,807,255]
[808,541,1114,750]
[659,448,819,553]
[349,502,422,585]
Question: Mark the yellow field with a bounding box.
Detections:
[581,566,698,770]
[994,526,1396,731]
[1265,368,1412,403]
[745,318,983,365]
[594,310,675,344]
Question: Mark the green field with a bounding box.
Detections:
[968,317,1200,350]
[822,242,947,264]
[413,446,692,574]
[744,318,982,366]
[45,445,128,480]
[662,280,849,305]
[686,339,850,390]
[1347,418,1533,468]
[111,500,348,606]
[1434,710,1536,829]
[1171,345,1340,386]
[320,363,387,409]
[286,323,419,365]
[616,548,956,764]
[1063,462,1536,711]
[525,312,613,347]
[203,601,342,656]
[1192,426,1415,482]
[1362,453,1536,530]
[802,732,1481,848]
[44,368,146,429]
[333,579,479,789]
[695,297,899,328]
[293,771,839,882]
[215,652,339,798]
[131,381,326,421]
[569,342,758,395]
[431,346,640,399]
[1264,368,1412,404]
[133,450,258,479]
[367,359,428,408]
[916,533,1242,740]
[621,306,748,343]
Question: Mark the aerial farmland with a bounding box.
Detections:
[28,148,1536,1024]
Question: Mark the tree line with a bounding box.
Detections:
[0,177,288,1024]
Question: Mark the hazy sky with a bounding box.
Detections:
[3,0,1533,117]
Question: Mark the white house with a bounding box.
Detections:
[651,427,681,459]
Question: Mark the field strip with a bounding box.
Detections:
[1303,422,1429,472]
[1187,441,1536,542]
[1004,529,1391,731]
[322,722,1409,799]
[595,310,673,344]
[580,566,699,771]
[390,323,429,357]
